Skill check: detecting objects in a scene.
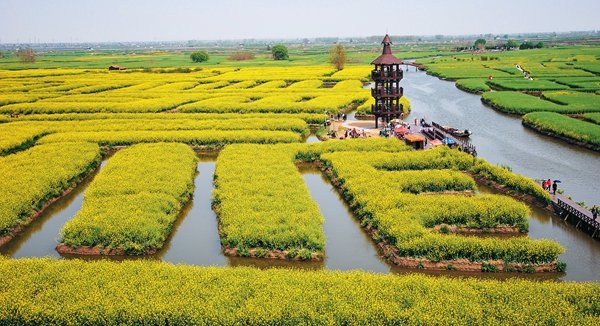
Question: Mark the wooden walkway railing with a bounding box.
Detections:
[427,121,477,156]
[553,194,600,238]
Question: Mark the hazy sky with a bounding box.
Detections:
[1,0,598,43]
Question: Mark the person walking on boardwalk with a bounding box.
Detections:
[552,180,558,195]
[546,179,552,192]
[592,205,598,221]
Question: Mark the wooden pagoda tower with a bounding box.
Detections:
[371,34,404,128]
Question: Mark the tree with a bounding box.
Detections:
[519,41,535,50]
[474,38,486,50]
[190,51,209,63]
[505,39,519,49]
[329,44,347,70]
[271,44,288,60]
[535,41,545,49]
[16,48,36,63]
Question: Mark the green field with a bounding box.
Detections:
[416,46,600,149]
[523,112,600,150]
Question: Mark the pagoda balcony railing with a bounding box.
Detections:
[371,70,403,80]
[371,104,403,114]
[371,87,403,98]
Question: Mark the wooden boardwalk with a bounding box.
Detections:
[421,121,477,156]
[552,193,600,238]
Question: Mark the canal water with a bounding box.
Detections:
[400,69,600,207]
[300,164,390,272]
[0,159,109,258]
[477,183,599,282]
[156,154,227,266]
[2,114,598,281]
[305,135,320,143]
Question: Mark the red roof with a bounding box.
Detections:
[371,34,403,65]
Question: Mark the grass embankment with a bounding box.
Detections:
[523,112,600,151]
[455,78,491,93]
[582,112,600,124]
[481,91,568,114]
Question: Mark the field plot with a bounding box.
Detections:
[213,140,561,271]
[418,47,600,149]
[1,258,598,324]
[0,67,371,115]
[0,143,101,243]
[321,148,563,271]
[59,143,197,254]
[523,112,600,150]
[0,116,313,153]
[0,46,597,324]
[213,139,410,259]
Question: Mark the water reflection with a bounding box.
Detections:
[156,154,227,266]
[299,163,390,273]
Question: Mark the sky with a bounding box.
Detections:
[0,0,599,43]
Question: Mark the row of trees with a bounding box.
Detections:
[0,48,37,63]
[189,44,348,71]
[189,45,289,63]
[473,38,545,50]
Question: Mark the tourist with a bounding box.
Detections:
[592,206,598,221]
[344,129,349,138]
[552,181,558,195]
[545,179,552,192]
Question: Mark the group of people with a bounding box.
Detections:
[323,113,348,128]
[344,128,367,139]
[541,178,558,195]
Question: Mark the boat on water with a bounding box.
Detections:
[441,126,472,138]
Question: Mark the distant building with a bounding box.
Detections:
[108,65,126,71]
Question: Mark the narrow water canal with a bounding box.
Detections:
[0,159,109,258]
[300,164,390,272]
[305,135,320,143]
[156,154,227,266]
[3,145,597,281]
[477,183,600,281]
[401,69,600,206]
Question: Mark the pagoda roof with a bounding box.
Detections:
[371,34,403,65]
